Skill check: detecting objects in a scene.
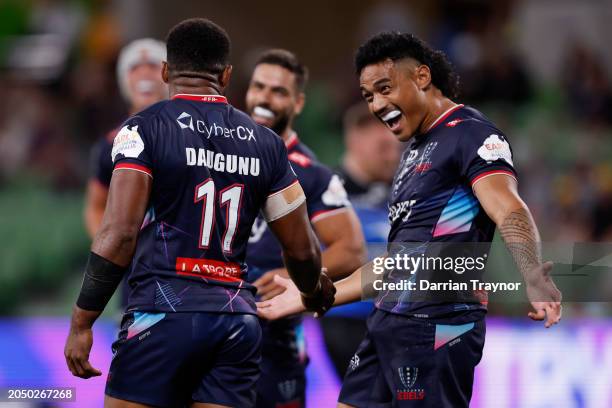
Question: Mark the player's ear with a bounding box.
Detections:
[415,64,432,91]
[220,65,233,89]
[161,62,169,83]
[294,92,305,115]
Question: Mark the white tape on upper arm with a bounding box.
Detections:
[263,182,306,222]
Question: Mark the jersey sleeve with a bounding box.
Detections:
[89,136,114,187]
[302,165,351,223]
[460,124,517,187]
[111,116,154,178]
[267,135,298,194]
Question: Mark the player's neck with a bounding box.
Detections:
[280,128,295,143]
[419,96,457,134]
[169,77,223,98]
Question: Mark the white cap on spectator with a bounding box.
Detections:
[116,38,166,101]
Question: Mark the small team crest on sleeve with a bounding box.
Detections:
[322,174,350,207]
[111,124,145,162]
[477,134,513,166]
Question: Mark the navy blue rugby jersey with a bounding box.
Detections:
[376,104,517,320]
[90,128,116,188]
[110,94,298,314]
[245,133,351,365]
[90,126,155,233]
[246,133,351,276]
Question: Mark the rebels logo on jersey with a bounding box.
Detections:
[111,94,298,315]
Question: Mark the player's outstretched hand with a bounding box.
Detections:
[257,275,305,320]
[64,326,102,379]
[254,268,290,301]
[301,271,336,318]
[526,261,562,328]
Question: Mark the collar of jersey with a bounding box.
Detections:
[285,131,299,150]
[425,103,464,132]
[413,103,464,144]
[172,94,228,104]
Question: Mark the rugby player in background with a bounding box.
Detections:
[245,49,367,408]
[84,38,167,238]
[64,18,334,408]
[322,102,401,379]
[337,102,401,209]
[258,32,562,407]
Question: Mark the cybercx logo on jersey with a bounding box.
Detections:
[176,112,256,141]
[396,366,426,401]
[177,112,194,130]
[392,141,438,195]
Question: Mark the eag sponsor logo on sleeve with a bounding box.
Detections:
[111,124,145,162]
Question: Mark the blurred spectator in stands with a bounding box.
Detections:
[84,38,167,238]
[336,102,401,209]
[591,163,612,240]
[469,48,533,104]
[562,43,612,127]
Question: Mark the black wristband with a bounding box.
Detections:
[300,268,327,298]
[300,278,322,299]
[76,252,126,311]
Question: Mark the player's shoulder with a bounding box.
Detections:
[290,140,317,159]
[117,101,169,137]
[286,138,318,165]
[450,105,508,143]
[132,100,169,121]
[291,148,336,189]
[450,106,515,167]
[459,106,502,133]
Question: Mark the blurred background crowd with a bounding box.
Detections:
[1,1,611,406]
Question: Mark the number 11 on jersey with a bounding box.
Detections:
[195,179,244,253]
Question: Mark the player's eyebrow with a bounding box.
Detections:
[270,85,290,95]
[250,80,289,95]
[250,79,265,88]
[373,78,391,88]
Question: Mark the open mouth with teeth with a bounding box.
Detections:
[135,80,156,95]
[253,106,275,121]
[381,109,403,132]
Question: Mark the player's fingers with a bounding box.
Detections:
[528,308,546,321]
[273,274,290,287]
[256,281,280,297]
[542,261,554,275]
[256,300,270,308]
[65,356,78,376]
[256,299,275,309]
[253,272,275,289]
[82,360,102,377]
[71,356,87,378]
[545,303,561,328]
[256,303,277,320]
[260,286,286,301]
